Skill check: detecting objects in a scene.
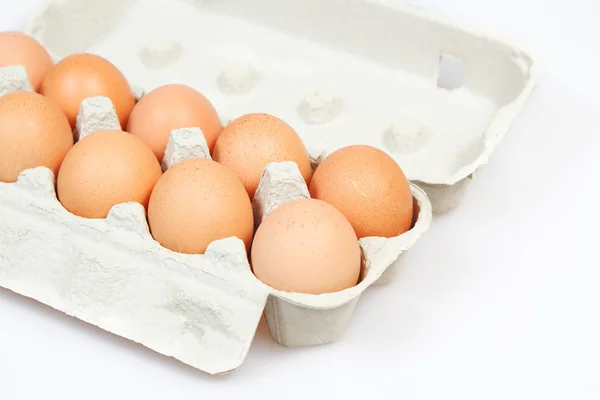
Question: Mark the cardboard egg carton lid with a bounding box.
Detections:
[25,0,539,214]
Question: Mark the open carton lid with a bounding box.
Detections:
[24,0,539,214]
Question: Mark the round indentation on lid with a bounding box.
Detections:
[297,90,343,125]
[217,62,260,95]
[383,118,432,155]
[139,38,183,69]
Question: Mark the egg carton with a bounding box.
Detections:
[25,0,539,214]
[0,67,432,374]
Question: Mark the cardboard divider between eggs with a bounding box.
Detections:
[0,66,34,96]
[0,69,432,373]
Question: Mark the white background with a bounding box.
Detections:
[1,0,599,399]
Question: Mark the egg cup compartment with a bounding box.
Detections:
[252,162,431,347]
[25,0,538,214]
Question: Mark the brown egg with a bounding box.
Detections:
[0,92,72,183]
[251,198,361,294]
[309,145,413,239]
[127,84,222,161]
[213,113,312,199]
[56,130,162,219]
[41,53,135,128]
[0,31,53,92]
[148,158,254,254]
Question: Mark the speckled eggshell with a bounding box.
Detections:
[251,198,361,295]
[147,158,254,255]
[213,113,312,199]
[56,130,162,219]
[0,91,73,183]
[127,84,223,161]
[0,31,54,91]
[309,145,414,239]
[41,53,135,128]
